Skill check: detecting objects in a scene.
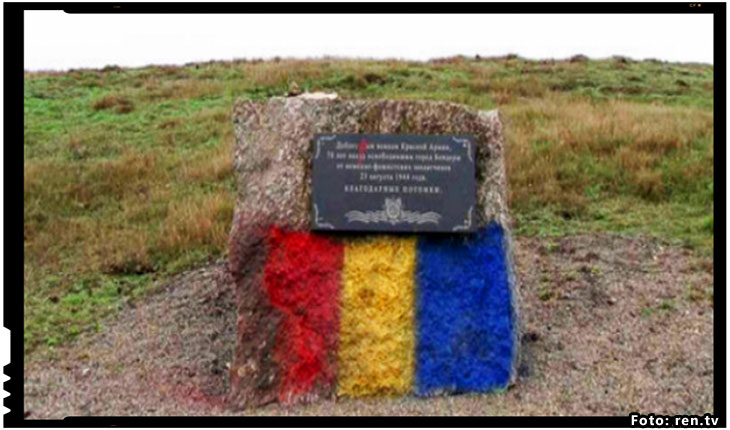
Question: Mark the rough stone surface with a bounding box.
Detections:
[228,94,518,409]
[231,94,510,232]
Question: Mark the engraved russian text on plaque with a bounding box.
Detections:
[311,134,477,233]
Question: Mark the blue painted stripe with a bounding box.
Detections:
[415,223,515,395]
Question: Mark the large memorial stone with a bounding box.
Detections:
[227,93,520,408]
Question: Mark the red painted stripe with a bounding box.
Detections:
[264,227,343,403]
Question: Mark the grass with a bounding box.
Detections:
[23,56,714,358]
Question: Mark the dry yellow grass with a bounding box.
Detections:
[503,96,713,210]
[23,144,233,276]
[86,224,152,274]
[182,143,233,183]
[158,191,233,253]
[92,94,134,113]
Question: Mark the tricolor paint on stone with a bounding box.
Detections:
[227,93,520,408]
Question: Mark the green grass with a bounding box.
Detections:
[23,56,714,357]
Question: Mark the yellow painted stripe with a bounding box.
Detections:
[337,236,417,397]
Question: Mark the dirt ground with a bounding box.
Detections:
[23,234,714,418]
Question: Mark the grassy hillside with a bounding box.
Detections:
[23,56,714,357]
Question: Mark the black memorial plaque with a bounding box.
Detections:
[311,134,477,233]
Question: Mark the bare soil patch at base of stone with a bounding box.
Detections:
[23,234,713,418]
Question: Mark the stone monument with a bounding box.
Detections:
[227,93,519,408]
